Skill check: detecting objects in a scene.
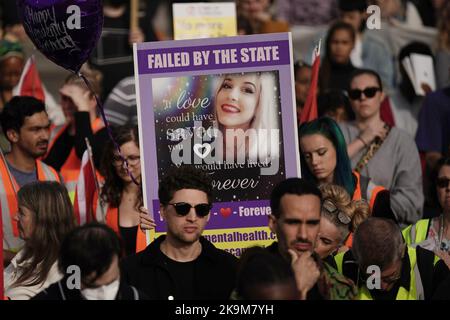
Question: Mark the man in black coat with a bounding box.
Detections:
[121,166,238,300]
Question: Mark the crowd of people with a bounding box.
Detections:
[1,0,450,300]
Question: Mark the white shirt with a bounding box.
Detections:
[4,250,63,300]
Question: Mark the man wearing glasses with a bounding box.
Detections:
[120,165,238,300]
[341,217,449,300]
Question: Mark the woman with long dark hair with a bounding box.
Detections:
[94,125,155,256]
[318,21,356,93]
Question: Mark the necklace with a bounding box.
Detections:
[439,215,450,252]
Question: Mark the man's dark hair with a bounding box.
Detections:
[398,41,433,64]
[236,246,296,300]
[158,165,213,205]
[270,178,322,218]
[58,223,121,286]
[348,68,383,91]
[0,96,47,135]
[317,89,355,120]
[293,60,311,81]
[426,157,450,211]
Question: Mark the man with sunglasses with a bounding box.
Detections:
[266,178,357,300]
[338,217,449,300]
[120,165,238,300]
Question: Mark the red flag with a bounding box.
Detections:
[13,56,45,102]
[299,43,321,124]
[73,142,98,225]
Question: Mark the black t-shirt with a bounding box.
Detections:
[119,225,138,256]
[163,255,196,300]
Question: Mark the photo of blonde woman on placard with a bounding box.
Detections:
[213,71,281,164]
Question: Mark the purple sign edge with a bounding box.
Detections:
[134,33,301,234]
[137,40,290,74]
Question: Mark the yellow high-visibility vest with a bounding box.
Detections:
[358,247,420,300]
[402,219,430,246]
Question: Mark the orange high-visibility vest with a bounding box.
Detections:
[352,171,385,210]
[47,118,104,201]
[344,171,386,247]
[0,156,60,253]
[92,191,147,253]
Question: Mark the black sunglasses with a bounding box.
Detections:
[168,202,212,217]
[348,87,381,100]
[437,178,450,189]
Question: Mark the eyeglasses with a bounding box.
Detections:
[380,272,402,286]
[168,202,212,217]
[347,87,381,100]
[437,178,450,189]
[323,199,351,225]
[112,155,140,167]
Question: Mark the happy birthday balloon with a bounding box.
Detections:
[17,0,103,73]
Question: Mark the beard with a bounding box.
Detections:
[17,140,48,159]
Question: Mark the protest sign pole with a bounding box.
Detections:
[130,0,139,31]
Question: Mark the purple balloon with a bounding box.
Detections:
[17,0,103,73]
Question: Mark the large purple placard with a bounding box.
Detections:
[134,33,300,254]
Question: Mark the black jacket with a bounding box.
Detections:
[31,278,147,300]
[120,235,238,300]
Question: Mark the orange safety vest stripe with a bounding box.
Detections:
[36,160,61,182]
[46,123,69,156]
[347,172,385,248]
[369,186,385,210]
[93,190,146,253]
[0,157,19,237]
[351,171,385,210]
[0,158,60,237]
[352,172,362,201]
[344,233,353,248]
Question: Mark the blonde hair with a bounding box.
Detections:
[64,63,103,97]
[319,184,370,243]
[213,71,280,161]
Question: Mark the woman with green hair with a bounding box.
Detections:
[298,117,395,246]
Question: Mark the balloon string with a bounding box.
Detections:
[78,73,140,186]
